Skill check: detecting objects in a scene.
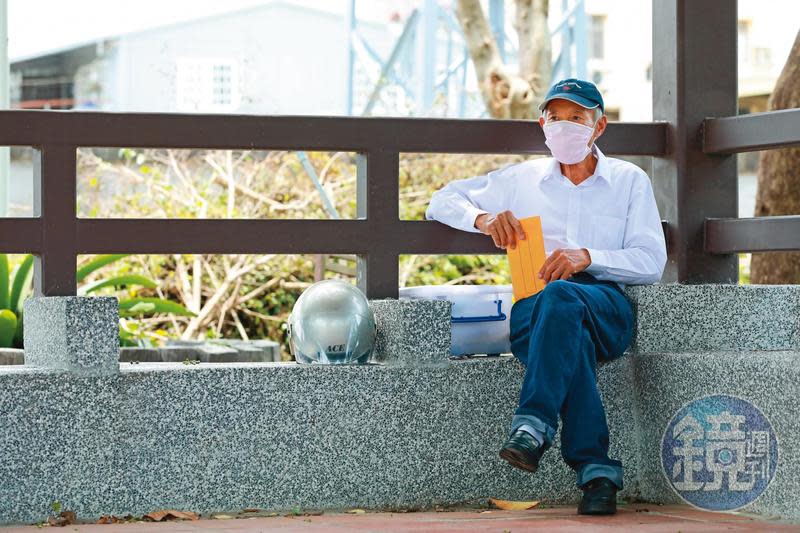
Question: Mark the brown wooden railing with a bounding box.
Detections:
[703,108,800,254]
[1,0,799,298]
[0,111,665,299]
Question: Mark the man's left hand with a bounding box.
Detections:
[538,248,591,283]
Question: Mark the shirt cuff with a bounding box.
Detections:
[462,205,489,233]
[583,248,610,275]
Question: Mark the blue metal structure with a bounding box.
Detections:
[550,0,588,82]
[489,0,506,62]
[345,0,588,118]
[296,151,340,220]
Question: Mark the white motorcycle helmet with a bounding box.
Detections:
[288,280,377,364]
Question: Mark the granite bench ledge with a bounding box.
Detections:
[625,283,800,353]
[0,355,635,524]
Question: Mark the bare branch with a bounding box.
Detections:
[202,256,222,290]
[192,255,203,313]
[236,276,281,306]
[240,307,287,323]
[173,254,192,305]
[232,254,277,279]
[230,309,249,340]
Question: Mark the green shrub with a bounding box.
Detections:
[0,253,193,348]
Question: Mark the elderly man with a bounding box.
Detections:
[426,78,666,515]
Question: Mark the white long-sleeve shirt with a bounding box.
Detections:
[425,146,667,287]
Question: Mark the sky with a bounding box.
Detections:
[8,0,419,61]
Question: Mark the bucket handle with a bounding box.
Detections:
[451,300,507,323]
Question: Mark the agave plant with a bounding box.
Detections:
[2,253,194,348]
[0,254,34,348]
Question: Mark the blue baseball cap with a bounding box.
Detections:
[538,78,604,114]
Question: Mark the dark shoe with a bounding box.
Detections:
[578,477,618,515]
[499,429,545,473]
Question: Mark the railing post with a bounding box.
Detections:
[32,144,77,295]
[357,150,400,299]
[652,0,738,283]
[24,296,120,376]
[26,144,119,375]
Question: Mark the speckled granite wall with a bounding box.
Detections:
[1,286,798,524]
[625,284,800,520]
[0,357,636,524]
[24,297,119,376]
[632,350,800,519]
[625,284,800,353]
[369,299,451,365]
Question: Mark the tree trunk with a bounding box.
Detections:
[750,29,800,284]
[515,0,551,96]
[455,0,544,119]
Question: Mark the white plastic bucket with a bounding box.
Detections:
[399,284,513,356]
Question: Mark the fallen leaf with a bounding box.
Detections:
[47,510,77,527]
[488,498,540,511]
[212,514,235,520]
[346,509,366,515]
[96,515,125,524]
[240,511,280,518]
[143,509,199,522]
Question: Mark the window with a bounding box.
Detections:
[176,58,240,112]
[591,69,604,87]
[737,20,751,64]
[589,16,605,60]
[9,70,22,103]
[753,47,771,67]
[212,64,233,106]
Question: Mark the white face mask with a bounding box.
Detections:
[542,119,597,164]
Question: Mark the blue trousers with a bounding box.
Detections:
[508,272,633,489]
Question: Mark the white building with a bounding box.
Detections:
[582,0,799,121]
[10,1,392,115]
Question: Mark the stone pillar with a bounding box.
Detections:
[369,299,451,366]
[24,296,119,376]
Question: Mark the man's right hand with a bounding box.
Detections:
[475,211,526,249]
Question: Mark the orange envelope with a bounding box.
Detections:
[506,216,547,301]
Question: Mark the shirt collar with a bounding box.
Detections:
[543,145,611,185]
